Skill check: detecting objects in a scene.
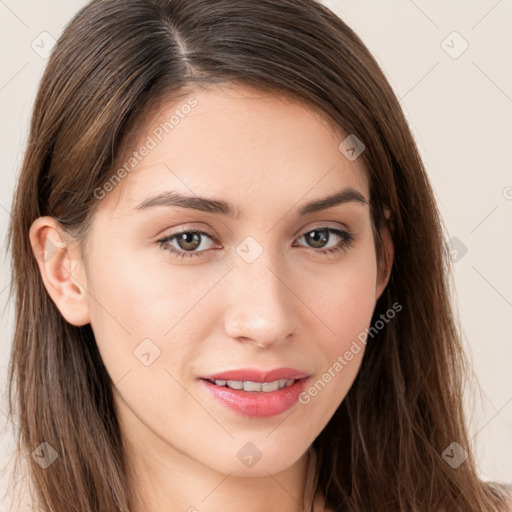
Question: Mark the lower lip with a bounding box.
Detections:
[199,378,308,418]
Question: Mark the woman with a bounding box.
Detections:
[5,0,512,511]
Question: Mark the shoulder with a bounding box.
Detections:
[502,495,512,512]
[504,491,512,512]
[487,481,512,511]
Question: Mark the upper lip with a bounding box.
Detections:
[201,367,310,383]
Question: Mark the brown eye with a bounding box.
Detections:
[175,232,202,251]
[157,226,355,261]
[157,229,216,259]
[304,229,329,249]
[294,227,355,256]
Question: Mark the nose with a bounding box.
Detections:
[222,252,298,348]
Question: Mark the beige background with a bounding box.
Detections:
[1,0,511,506]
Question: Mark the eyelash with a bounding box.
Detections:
[156,226,355,260]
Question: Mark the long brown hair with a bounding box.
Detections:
[5,0,511,510]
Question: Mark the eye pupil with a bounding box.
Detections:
[177,232,201,251]
[306,229,328,248]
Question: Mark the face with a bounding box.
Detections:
[32,84,393,479]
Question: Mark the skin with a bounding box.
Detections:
[30,84,394,512]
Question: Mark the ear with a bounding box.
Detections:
[29,216,91,326]
[375,208,394,302]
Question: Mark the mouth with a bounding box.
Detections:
[198,374,311,418]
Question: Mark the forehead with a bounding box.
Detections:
[99,84,369,215]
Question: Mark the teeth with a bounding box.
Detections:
[212,378,296,392]
[243,381,263,392]
[226,380,243,390]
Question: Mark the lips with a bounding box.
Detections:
[198,367,312,417]
[199,375,310,417]
[200,367,310,383]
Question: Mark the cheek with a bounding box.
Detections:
[294,246,378,418]
[305,243,378,349]
[85,244,219,381]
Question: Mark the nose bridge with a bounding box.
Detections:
[223,236,297,346]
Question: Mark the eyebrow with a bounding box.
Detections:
[134,186,368,217]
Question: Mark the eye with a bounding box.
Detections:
[293,227,355,256]
[156,226,355,260]
[156,229,217,260]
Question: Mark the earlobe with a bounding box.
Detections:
[29,216,91,327]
